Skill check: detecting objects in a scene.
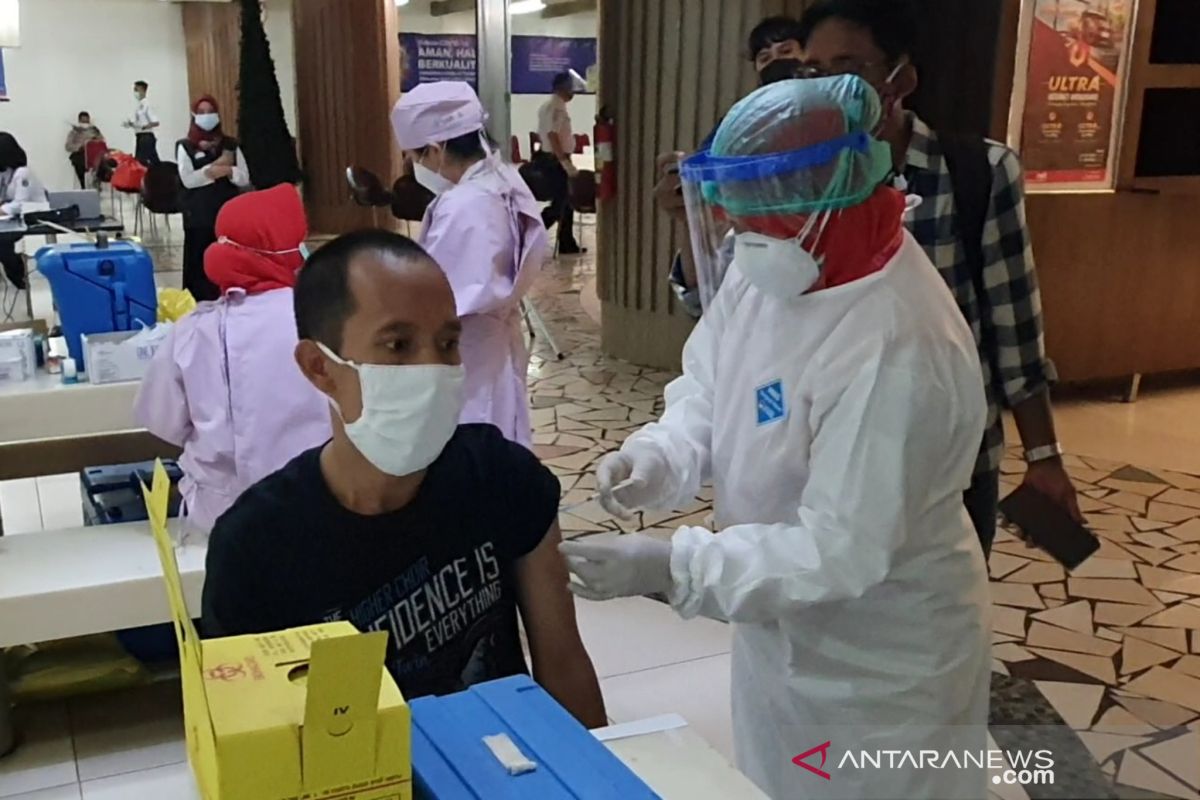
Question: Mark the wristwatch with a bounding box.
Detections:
[1024,443,1064,464]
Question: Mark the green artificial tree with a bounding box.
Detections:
[237,0,302,188]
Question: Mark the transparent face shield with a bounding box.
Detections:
[678,75,893,310]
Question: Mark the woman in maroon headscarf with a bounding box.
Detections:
[176,95,250,301]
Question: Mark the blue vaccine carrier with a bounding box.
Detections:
[35,241,157,369]
[411,675,661,799]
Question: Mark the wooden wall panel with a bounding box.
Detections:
[597,0,813,369]
[293,0,401,234]
[1028,192,1200,382]
[994,0,1200,382]
[182,4,242,139]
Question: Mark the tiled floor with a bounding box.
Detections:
[4,226,1200,798]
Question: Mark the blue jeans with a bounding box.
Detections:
[963,469,1000,558]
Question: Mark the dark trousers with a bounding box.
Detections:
[70,150,88,188]
[0,236,25,290]
[183,226,220,302]
[534,153,578,250]
[963,468,1000,558]
[135,132,160,167]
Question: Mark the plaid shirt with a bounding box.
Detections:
[903,115,1055,476]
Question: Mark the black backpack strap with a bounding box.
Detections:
[940,132,1007,403]
[938,132,993,296]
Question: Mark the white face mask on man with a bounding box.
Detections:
[317,343,465,477]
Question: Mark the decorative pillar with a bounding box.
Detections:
[476,0,512,150]
[596,0,813,369]
[293,0,402,233]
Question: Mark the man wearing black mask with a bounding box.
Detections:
[653,15,805,312]
[749,15,807,86]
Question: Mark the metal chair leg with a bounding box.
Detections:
[521,300,535,345]
[523,299,566,360]
[1124,374,1142,404]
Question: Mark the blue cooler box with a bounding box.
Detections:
[410,675,660,799]
[81,460,185,664]
[81,460,183,525]
[35,241,157,369]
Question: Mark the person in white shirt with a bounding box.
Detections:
[123,80,161,166]
[176,95,251,301]
[0,132,49,290]
[534,72,583,254]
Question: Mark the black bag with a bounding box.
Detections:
[519,155,557,203]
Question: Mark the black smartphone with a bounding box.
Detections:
[998,485,1100,569]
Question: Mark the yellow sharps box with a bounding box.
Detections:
[142,461,412,800]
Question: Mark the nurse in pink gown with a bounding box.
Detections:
[391,82,548,448]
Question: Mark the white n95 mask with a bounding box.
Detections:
[317,344,465,477]
[733,209,833,299]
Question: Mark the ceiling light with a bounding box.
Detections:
[510,0,546,15]
[0,0,19,49]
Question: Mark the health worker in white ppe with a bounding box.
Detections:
[561,75,992,800]
[391,82,549,448]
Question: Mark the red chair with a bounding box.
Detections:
[110,154,148,229]
[84,140,109,174]
[573,133,591,155]
[510,135,526,164]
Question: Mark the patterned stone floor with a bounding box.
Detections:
[527,256,1200,800]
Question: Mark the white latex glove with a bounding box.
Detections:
[559,533,673,602]
[597,448,672,519]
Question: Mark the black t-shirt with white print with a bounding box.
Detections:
[200,424,559,700]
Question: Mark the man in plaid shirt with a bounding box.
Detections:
[659,0,1080,556]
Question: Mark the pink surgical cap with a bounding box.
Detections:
[391,81,488,150]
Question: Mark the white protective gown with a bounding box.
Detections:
[625,233,993,800]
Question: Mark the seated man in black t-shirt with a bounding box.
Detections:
[200,230,606,727]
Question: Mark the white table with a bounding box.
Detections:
[167,717,767,800]
[0,520,202,753]
[599,717,768,798]
[0,521,205,649]
[0,372,141,445]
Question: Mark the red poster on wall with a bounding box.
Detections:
[1016,0,1132,189]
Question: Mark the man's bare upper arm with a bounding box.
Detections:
[514,522,587,661]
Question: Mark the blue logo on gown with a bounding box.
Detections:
[756,380,787,426]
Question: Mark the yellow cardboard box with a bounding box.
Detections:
[142,462,412,800]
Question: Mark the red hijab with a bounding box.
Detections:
[727,185,906,292]
[204,184,308,295]
[186,95,225,145]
